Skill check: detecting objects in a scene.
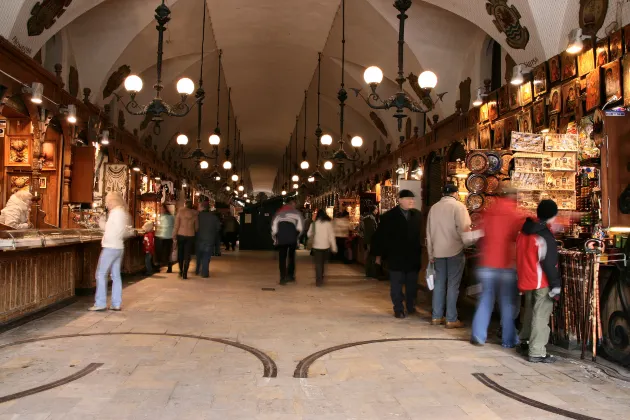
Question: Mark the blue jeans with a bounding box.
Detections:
[95,248,124,308]
[432,252,465,322]
[145,253,153,274]
[471,267,519,347]
[196,241,212,277]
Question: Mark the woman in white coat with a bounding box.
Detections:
[308,209,338,287]
[0,190,32,229]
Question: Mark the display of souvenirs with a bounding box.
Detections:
[500,152,513,174]
[466,174,487,193]
[517,190,546,209]
[511,132,543,153]
[578,116,600,161]
[486,151,502,174]
[544,133,578,151]
[466,151,489,174]
[466,193,484,211]
[542,153,576,171]
[485,175,500,195]
[546,190,576,210]
[514,155,543,173]
[545,172,576,191]
[380,186,397,212]
[512,172,545,190]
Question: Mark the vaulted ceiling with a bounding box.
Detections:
[2,0,627,192]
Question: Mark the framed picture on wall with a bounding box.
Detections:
[602,60,622,104]
[549,55,561,84]
[492,119,505,149]
[520,81,533,106]
[562,79,580,116]
[4,136,32,167]
[39,177,47,189]
[561,51,577,80]
[596,38,609,67]
[498,85,510,114]
[532,100,547,133]
[480,102,489,122]
[549,85,562,114]
[479,124,492,149]
[533,62,548,97]
[623,55,630,107]
[549,114,559,133]
[41,141,56,171]
[518,107,533,133]
[504,115,518,140]
[488,92,498,121]
[467,127,479,150]
[610,30,623,61]
[578,39,595,76]
[509,84,521,109]
[586,69,601,112]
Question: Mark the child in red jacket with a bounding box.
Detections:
[143,222,156,275]
[516,200,561,363]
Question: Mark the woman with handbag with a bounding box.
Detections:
[308,209,338,287]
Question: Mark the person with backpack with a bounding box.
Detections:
[516,199,561,363]
[271,198,304,285]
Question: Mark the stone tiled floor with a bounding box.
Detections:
[0,251,629,419]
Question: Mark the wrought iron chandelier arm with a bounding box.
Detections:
[112,93,148,116]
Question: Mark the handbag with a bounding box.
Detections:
[306,222,315,250]
[170,240,177,262]
[426,262,435,291]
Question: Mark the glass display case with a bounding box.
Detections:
[0,228,104,250]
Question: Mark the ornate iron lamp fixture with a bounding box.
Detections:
[357,0,444,132]
[116,0,201,135]
[309,53,325,182]
[321,0,363,168]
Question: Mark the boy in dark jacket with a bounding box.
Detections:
[516,200,561,363]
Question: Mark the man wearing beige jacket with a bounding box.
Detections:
[427,184,472,328]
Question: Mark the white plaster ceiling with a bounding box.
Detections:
[6,0,629,192]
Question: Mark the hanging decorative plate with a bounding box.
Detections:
[466,174,487,193]
[470,211,483,227]
[466,193,484,211]
[484,195,498,209]
[466,151,489,174]
[485,175,500,195]
[486,151,502,174]
[500,151,513,175]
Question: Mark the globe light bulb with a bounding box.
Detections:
[176,77,195,95]
[232,174,239,182]
[246,199,250,203]
[300,160,310,170]
[281,190,287,196]
[238,185,244,191]
[292,174,299,182]
[418,70,438,89]
[243,193,248,198]
[124,75,143,93]
[200,161,209,169]
[223,160,232,170]
[351,136,363,148]
[364,66,383,85]
[308,176,315,183]
[176,134,189,145]
[324,160,333,170]
[209,134,220,146]
[320,134,333,146]
[293,183,299,189]
[225,185,231,191]
[215,175,221,181]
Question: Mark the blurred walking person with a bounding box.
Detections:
[173,200,198,279]
[332,211,351,263]
[359,205,379,278]
[195,200,221,278]
[222,213,240,251]
[307,209,338,287]
[90,192,130,311]
[156,204,174,273]
[272,198,303,285]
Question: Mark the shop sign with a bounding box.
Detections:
[606,110,626,116]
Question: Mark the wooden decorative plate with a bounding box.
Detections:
[500,151,513,175]
[466,193,484,211]
[485,175,500,195]
[466,151,489,174]
[486,151,502,174]
[466,174,487,194]
[484,195,498,209]
[470,211,483,227]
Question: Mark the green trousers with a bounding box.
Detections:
[519,287,554,357]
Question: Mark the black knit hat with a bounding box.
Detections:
[537,199,558,221]
[399,189,415,199]
[442,183,458,195]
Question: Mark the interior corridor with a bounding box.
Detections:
[0,251,629,420]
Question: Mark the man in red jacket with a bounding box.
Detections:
[471,187,527,347]
[516,200,561,363]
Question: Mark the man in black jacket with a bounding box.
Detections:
[271,198,304,284]
[372,190,422,318]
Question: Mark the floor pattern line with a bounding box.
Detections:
[293,337,468,378]
[472,373,602,420]
[0,332,278,378]
[0,363,103,404]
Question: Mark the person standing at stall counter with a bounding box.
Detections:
[89,192,130,312]
[516,199,561,363]
[372,190,422,319]
[426,184,473,328]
